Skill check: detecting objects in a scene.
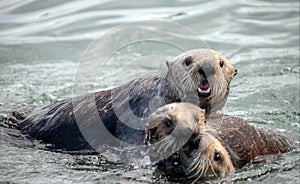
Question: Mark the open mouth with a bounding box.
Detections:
[197,79,211,97]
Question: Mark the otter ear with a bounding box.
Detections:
[233,69,238,77]
[166,59,176,68]
[166,60,171,68]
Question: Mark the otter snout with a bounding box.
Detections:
[199,62,216,78]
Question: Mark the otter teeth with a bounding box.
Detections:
[198,80,210,93]
[197,87,211,93]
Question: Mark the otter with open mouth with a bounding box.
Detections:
[18,49,237,151]
[166,49,237,114]
[145,103,290,181]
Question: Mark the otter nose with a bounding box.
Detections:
[199,62,215,77]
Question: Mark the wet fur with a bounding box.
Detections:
[208,114,291,168]
[18,49,236,151]
[19,72,177,150]
[146,103,290,180]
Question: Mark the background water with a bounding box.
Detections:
[0,0,299,183]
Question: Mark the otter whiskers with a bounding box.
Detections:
[152,135,183,160]
[187,154,210,182]
[180,73,197,92]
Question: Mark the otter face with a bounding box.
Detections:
[182,131,234,181]
[167,49,238,113]
[145,103,234,181]
[145,103,205,144]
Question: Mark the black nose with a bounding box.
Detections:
[199,62,215,77]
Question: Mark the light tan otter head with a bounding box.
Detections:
[183,129,235,181]
[166,49,238,114]
[145,103,234,181]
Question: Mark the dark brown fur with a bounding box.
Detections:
[19,72,176,150]
[146,103,290,180]
[208,114,290,168]
[18,49,237,151]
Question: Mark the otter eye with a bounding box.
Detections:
[164,119,173,128]
[219,60,224,68]
[184,56,193,66]
[214,151,223,162]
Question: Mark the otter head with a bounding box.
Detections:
[182,129,235,181]
[166,49,238,114]
[145,103,234,181]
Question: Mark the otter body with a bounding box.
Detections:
[208,114,290,169]
[19,49,237,151]
[20,73,172,150]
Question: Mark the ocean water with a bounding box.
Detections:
[0,0,299,183]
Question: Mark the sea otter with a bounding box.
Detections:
[18,49,237,151]
[145,103,290,181]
